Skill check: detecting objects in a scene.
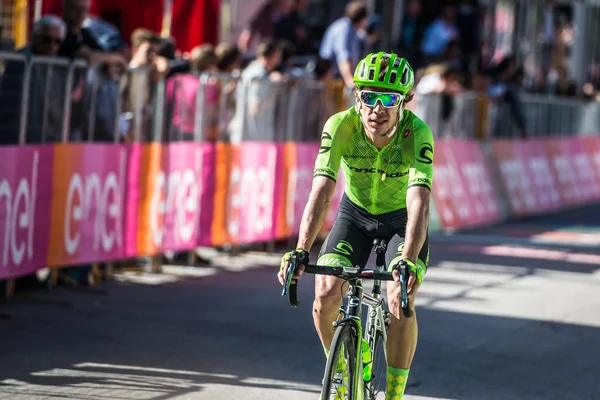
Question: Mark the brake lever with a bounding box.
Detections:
[399,271,408,309]
[282,252,300,307]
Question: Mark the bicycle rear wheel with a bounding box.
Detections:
[321,321,359,400]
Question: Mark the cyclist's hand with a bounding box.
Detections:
[392,259,420,294]
[277,249,309,286]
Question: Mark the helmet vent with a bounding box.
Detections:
[389,70,398,84]
[393,57,401,68]
[401,68,409,85]
[358,62,366,78]
[370,55,377,64]
[368,67,376,80]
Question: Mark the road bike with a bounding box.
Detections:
[282,238,410,400]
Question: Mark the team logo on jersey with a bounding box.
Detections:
[319,132,332,154]
[417,143,433,164]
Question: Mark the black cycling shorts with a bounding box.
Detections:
[318,194,429,278]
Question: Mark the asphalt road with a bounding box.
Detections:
[1,205,599,400]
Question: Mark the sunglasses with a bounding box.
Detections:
[42,36,62,45]
[359,90,404,108]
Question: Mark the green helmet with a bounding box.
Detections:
[354,52,414,94]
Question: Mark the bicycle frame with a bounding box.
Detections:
[335,246,390,396]
[336,277,389,393]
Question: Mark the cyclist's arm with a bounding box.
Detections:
[403,123,434,270]
[296,176,336,252]
[402,186,430,263]
[297,114,344,252]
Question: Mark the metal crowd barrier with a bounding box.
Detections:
[2,49,598,146]
[414,90,600,139]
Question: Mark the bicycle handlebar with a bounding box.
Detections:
[282,251,408,308]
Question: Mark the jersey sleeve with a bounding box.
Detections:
[408,122,434,190]
[314,114,344,181]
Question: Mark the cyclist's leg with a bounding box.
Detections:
[314,216,371,352]
[383,232,429,399]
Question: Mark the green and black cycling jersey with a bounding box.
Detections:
[314,106,435,215]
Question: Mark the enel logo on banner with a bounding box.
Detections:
[0,147,53,278]
[48,144,127,266]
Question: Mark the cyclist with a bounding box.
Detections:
[278,51,433,399]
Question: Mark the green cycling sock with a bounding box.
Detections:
[386,366,409,399]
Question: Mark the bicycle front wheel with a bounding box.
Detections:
[321,321,359,400]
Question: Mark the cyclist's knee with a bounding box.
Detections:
[314,276,344,310]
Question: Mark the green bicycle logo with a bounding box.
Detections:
[334,240,353,256]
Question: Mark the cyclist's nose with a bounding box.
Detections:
[373,101,384,112]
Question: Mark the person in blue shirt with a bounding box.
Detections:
[319,1,369,88]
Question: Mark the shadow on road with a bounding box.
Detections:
[0,219,598,400]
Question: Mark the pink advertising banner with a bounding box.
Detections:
[287,143,319,233]
[228,142,282,244]
[197,143,216,246]
[583,136,600,196]
[544,137,600,205]
[490,139,563,216]
[0,145,54,279]
[431,139,477,229]
[449,139,505,226]
[48,144,131,267]
[158,142,205,251]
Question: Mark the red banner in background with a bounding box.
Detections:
[490,139,563,216]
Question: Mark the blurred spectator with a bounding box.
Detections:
[319,0,369,88]
[90,62,122,142]
[158,36,177,60]
[23,15,65,58]
[238,0,293,53]
[398,0,426,69]
[312,57,333,82]
[121,29,164,142]
[274,0,311,55]
[360,14,382,56]
[59,0,126,67]
[129,29,161,69]
[488,55,527,138]
[455,0,480,72]
[82,15,127,53]
[420,5,459,64]
[416,63,464,133]
[216,42,242,73]
[190,44,219,74]
[442,39,462,70]
[241,39,283,83]
[417,64,463,96]
[542,0,557,77]
[273,40,310,79]
[0,15,66,145]
[164,45,218,143]
[554,66,577,97]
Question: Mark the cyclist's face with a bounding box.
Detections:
[355,86,402,137]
